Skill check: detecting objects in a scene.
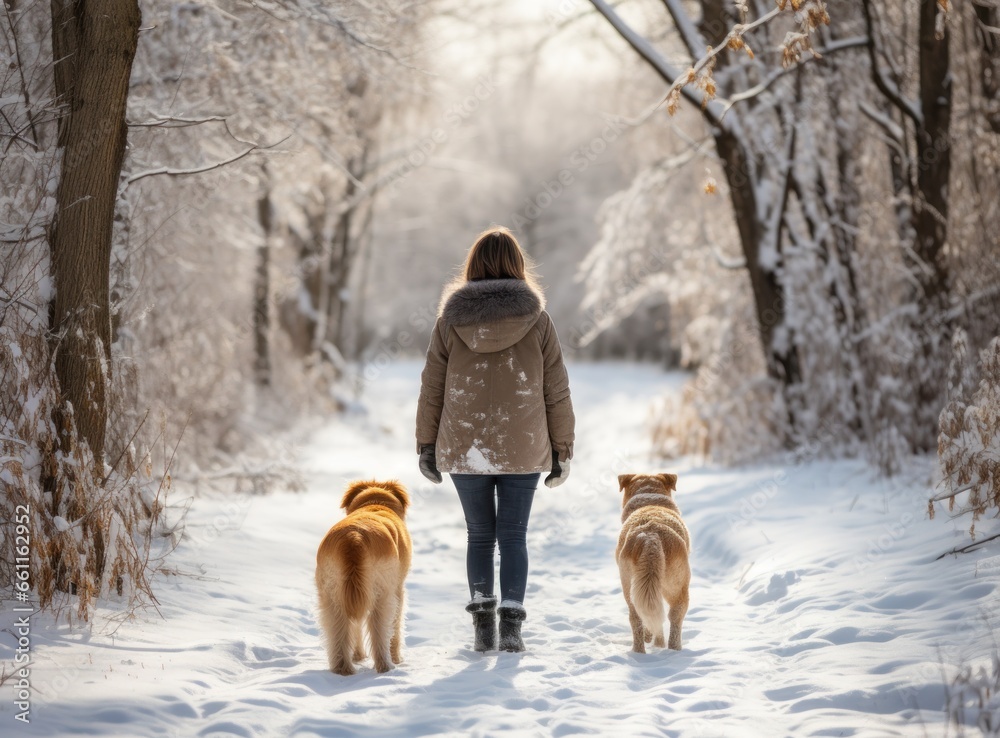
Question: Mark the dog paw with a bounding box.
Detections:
[654,635,666,648]
[374,661,395,674]
[331,663,356,676]
[643,628,653,643]
[391,653,403,665]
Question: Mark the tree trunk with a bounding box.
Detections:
[973,0,1000,133]
[908,0,953,447]
[704,0,804,402]
[326,158,360,356]
[254,191,273,387]
[714,130,800,390]
[322,71,379,361]
[913,0,952,311]
[802,30,870,438]
[48,0,141,466]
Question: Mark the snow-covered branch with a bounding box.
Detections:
[586,0,727,129]
[712,247,746,270]
[720,36,868,115]
[125,135,290,185]
[248,0,424,71]
[659,0,707,60]
[858,100,904,144]
[860,0,923,127]
[128,114,229,128]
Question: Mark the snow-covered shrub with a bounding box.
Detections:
[935,335,1000,539]
[680,315,723,370]
[0,255,167,622]
[650,385,710,460]
[651,306,788,465]
[0,2,167,622]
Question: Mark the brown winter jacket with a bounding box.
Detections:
[415,278,575,474]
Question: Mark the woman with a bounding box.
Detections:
[415,226,575,653]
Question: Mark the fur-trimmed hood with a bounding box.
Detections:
[417,276,575,472]
[438,279,546,354]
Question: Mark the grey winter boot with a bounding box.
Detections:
[466,596,497,652]
[498,603,526,653]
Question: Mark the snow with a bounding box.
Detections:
[1,361,998,736]
[36,275,53,302]
[463,444,500,474]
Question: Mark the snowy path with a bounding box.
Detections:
[4,360,999,737]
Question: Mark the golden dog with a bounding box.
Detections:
[315,480,412,675]
[616,473,691,652]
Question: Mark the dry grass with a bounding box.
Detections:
[1,296,169,624]
[947,651,1000,737]
[935,335,1000,539]
[650,312,787,466]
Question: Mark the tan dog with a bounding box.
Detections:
[616,473,691,652]
[315,480,412,675]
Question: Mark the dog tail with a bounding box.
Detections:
[336,530,371,620]
[629,534,666,640]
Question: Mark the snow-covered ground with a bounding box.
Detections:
[3,360,999,737]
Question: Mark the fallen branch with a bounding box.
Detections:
[930,483,975,503]
[936,532,1000,560]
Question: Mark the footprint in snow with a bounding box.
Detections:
[746,571,800,605]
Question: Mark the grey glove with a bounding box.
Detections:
[419,444,442,484]
[544,449,569,488]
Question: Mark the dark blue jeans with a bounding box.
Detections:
[451,473,540,605]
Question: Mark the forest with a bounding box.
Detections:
[1,0,999,735]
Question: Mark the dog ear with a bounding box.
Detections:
[379,479,410,511]
[657,473,678,492]
[617,474,635,492]
[341,480,375,510]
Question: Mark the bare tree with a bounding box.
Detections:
[586,0,843,435]
[860,0,953,448]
